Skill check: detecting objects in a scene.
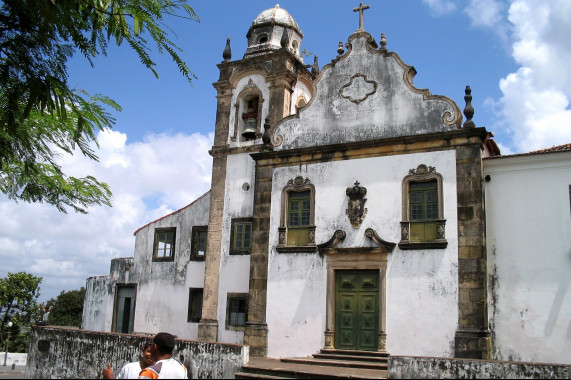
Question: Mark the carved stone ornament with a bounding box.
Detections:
[339,73,378,105]
[324,330,335,349]
[346,181,367,228]
[288,176,311,187]
[409,164,436,175]
[378,331,387,351]
[317,230,347,249]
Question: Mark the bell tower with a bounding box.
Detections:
[198,5,315,354]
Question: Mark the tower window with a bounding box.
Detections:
[241,96,259,141]
[296,96,307,114]
[292,40,299,53]
[258,35,268,44]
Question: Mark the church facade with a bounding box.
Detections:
[82,5,571,365]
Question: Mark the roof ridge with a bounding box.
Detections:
[133,190,211,236]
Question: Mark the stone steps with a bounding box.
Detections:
[235,350,388,379]
[281,357,387,370]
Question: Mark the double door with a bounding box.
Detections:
[335,270,379,351]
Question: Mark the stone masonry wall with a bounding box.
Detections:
[26,326,248,379]
[389,356,571,379]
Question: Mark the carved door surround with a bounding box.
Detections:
[319,228,395,352]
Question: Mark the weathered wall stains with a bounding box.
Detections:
[484,153,571,364]
[266,150,460,358]
[82,275,113,332]
[26,326,248,379]
[82,193,211,340]
[273,33,461,151]
[388,356,571,379]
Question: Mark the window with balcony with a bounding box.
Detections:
[276,176,316,253]
[399,165,447,250]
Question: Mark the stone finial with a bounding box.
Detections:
[463,85,475,128]
[337,41,344,56]
[380,33,387,52]
[223,37,231,61]
[262,116,273,151]
[280,27,290,48]
[312,55,320,75]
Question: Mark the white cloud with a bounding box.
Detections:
[422,0,457,15]
[464,0,509,42]
[0,129,213,301]
[464,0,571,153]
[464,0,505,28]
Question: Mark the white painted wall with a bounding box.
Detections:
[217,153,255,344]
[290,80,313,115]
[266,150,459,358]
[485,152,571,365]
[130,193,210,339]
[82,275,113,332]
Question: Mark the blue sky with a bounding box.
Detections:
[67,1,519,148]
[1,0,571,303]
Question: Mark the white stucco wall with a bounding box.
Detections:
[290,80,313,115]
[217,153,255,344]
[131,193,210,339]
[273,34,460,151]
[266,150,459,358]
[485,152,571,365]
[82,275,113,332]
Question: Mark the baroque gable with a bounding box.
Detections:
[272,31,462,150]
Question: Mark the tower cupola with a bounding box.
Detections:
[244,4,304,62]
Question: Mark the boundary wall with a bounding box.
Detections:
[389,356,571,379]
[26,326,248,379]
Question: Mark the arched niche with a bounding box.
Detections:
[232,79,264,142]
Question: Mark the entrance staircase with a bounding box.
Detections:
[235,349,388,379]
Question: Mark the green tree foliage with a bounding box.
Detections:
[0,272,42,353]
[0,0,198,213]
[45,287,86,328]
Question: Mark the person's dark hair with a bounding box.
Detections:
[142,342,152,351]
[153,332,175,355]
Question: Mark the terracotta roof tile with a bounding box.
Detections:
[529,143,571,154]
[485,142,571,160]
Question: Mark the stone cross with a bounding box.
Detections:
[353,3,370,31]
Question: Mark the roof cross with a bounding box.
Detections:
[353,3,370,31]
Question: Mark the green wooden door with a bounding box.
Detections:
[335,270,379,351]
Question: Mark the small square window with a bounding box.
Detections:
[191,226,208,261]
[187,288,203,323]
[226,293,248,330]
[153,228,176,261]
[230,218,253,255]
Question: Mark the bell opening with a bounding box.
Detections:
[241,97,259,141]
